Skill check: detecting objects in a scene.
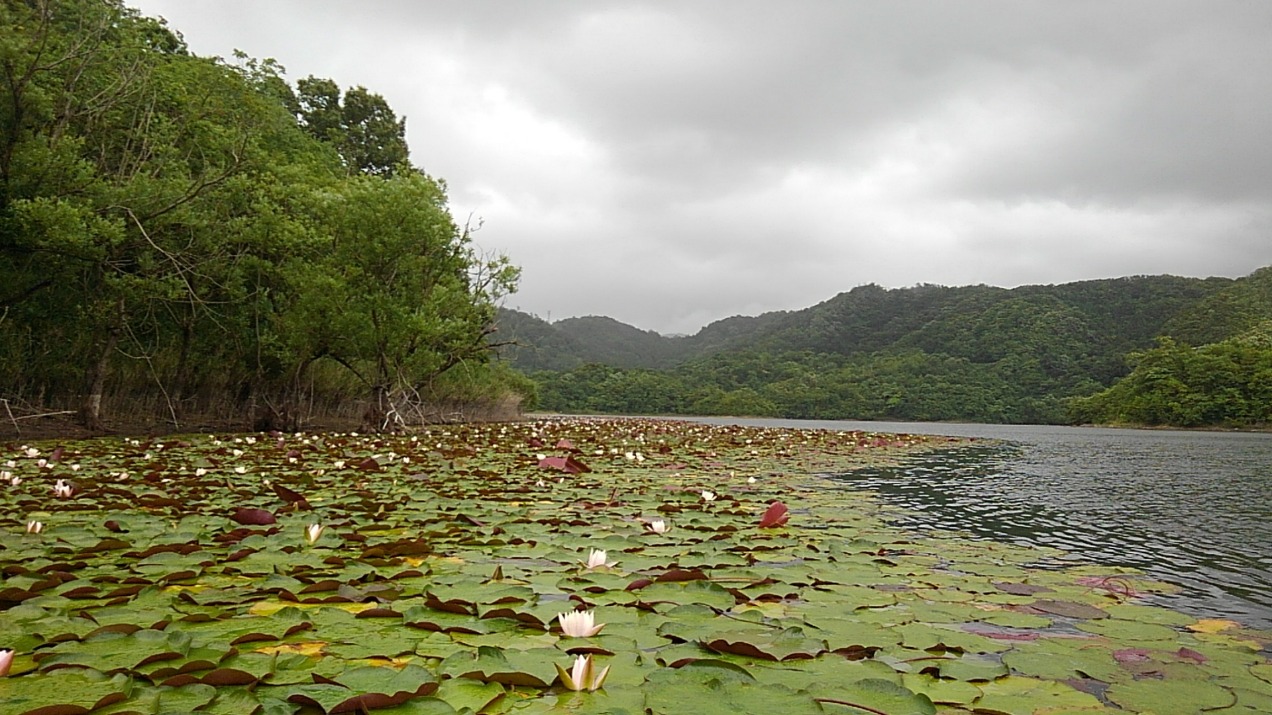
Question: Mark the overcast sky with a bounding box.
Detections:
[132,1,1272,335]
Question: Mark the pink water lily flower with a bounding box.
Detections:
[556,654,610,692]
[0,648,13,677]
[583,548,616,570]
[557,609,605,638]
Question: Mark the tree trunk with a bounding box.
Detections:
[78,329,119,432]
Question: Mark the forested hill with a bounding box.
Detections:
[501,268,1272,427]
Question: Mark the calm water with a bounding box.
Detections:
[688,417,1272,630]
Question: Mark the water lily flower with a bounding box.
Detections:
[4,472,17,486]
[701,490,717,502]
[24,447,39,458]
[305,523,325,544]
[53,479,73,498]
[556,654,610,692]
[583,548,616,570]
[0,648,13,677]
[194,467,208,477]
[26,521,43,534]
[747,476,757,484]
[557,609,605,637]
[646,519,670,534]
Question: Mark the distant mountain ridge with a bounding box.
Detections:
[492,267,1272,426]
[494,306,792,371]
[496,273,1236,375]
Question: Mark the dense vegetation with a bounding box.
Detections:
[0,1,528,433]
[503,269,1272,428]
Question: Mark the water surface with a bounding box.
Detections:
[688,417,1272,630]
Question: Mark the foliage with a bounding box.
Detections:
[1068,332,1272,427]
[507,272,1272,427]
[1161,266,1272,346]
[0,0,518,430]
[295,77,409,177]
[1,419,1267,713]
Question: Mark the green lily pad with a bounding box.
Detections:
[815,678,936,715]
[0,670,132,714]
[973,675,1105,713]
[1106,678,1237,712]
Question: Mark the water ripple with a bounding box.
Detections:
[835,438,1272,630]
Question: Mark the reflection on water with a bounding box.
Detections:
[835,437,1272,630]
[687,417,1272,630]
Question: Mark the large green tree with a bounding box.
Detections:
[0,0,522,431]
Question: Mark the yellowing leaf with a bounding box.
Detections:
[1188,618,1240,633]
[248,600,374,616]
[254,641,327,657]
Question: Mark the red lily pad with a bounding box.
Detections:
[230,508,276,525]
[758,501,790,528]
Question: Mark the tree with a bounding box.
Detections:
[295,77,409,176]
[283,172,518,428]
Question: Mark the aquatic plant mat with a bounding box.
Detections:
[2,418,1269,714]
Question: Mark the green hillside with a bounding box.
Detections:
[501,270,1272,427]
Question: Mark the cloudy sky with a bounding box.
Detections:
[132,1,1272,335]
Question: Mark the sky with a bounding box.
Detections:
[131,1,1272,336]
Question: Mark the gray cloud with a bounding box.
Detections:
[135,0,1272,335]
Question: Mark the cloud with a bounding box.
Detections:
[134,0,1272,334]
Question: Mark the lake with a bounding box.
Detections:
[686,417,1272,631]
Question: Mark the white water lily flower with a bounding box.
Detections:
[26,521,43,534]
[701,490,717,502]
[747,476,757,484]
[305,523,325,544]
[24,447,38,458]
[647,519,670,534]
[556,654,610,692]
[583,548,616,570]
[194,467,208,477]
[557,610,604,638]
[53,479,73,498]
